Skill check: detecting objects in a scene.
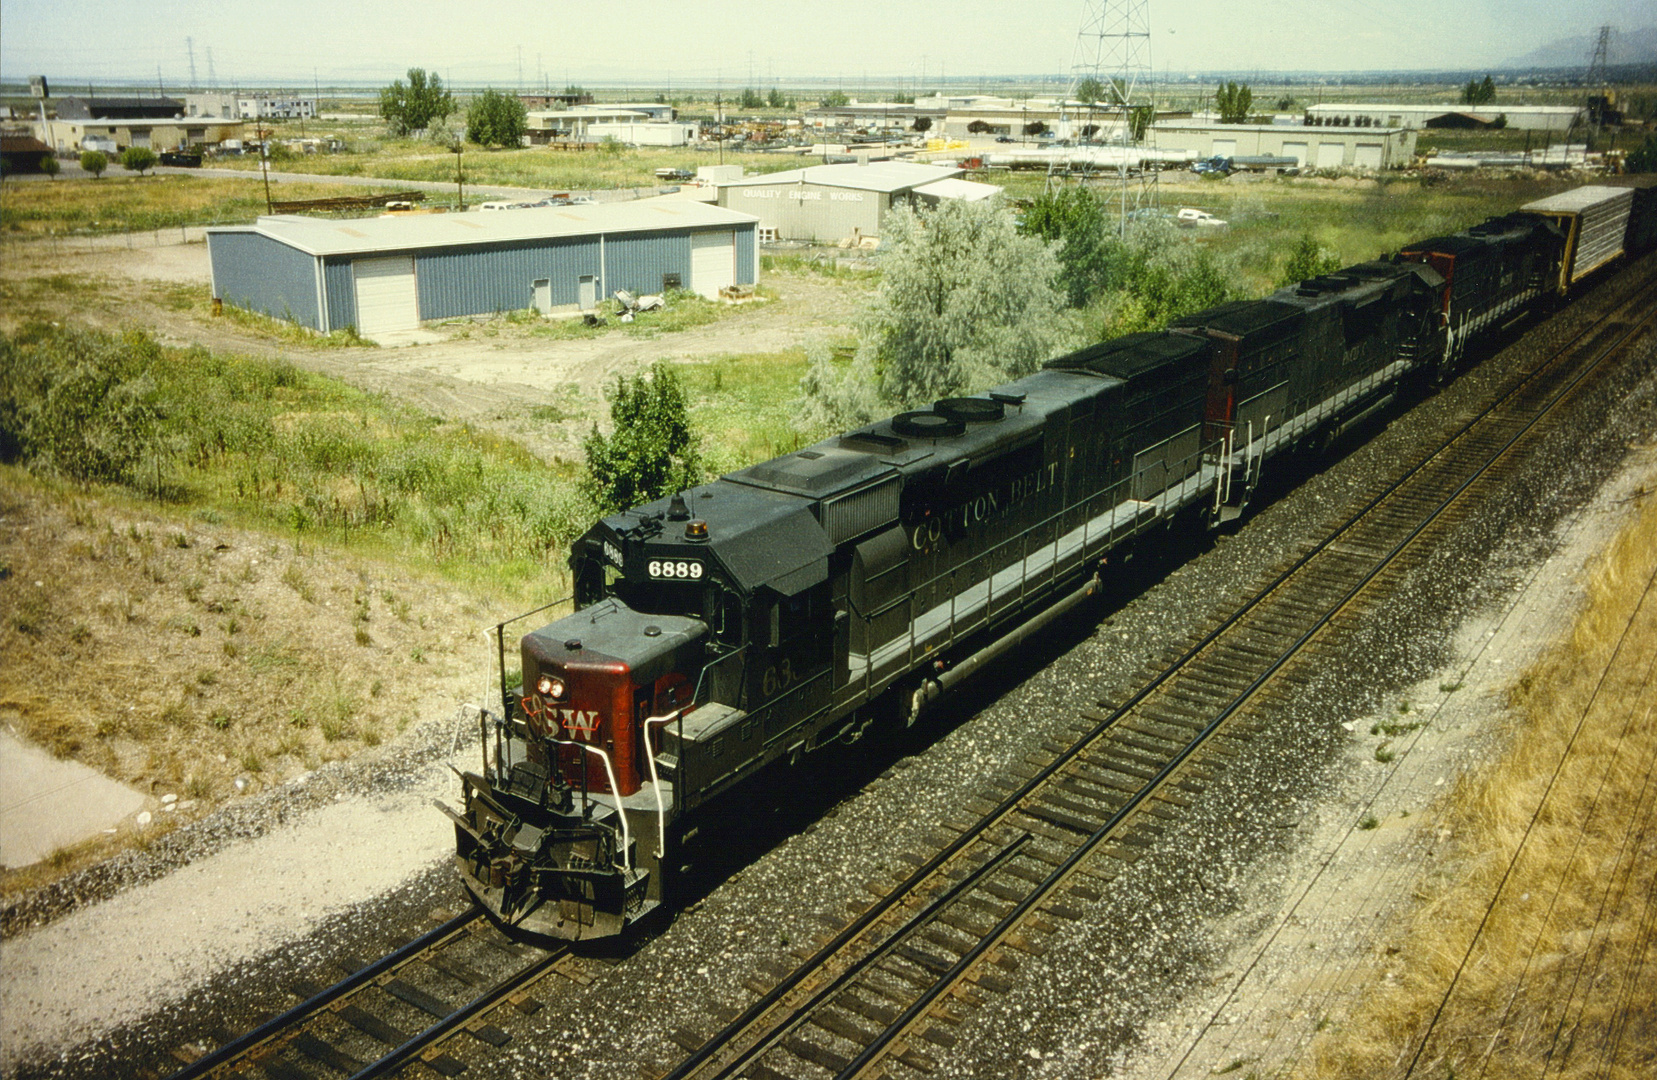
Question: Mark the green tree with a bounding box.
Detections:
[1085,222,1231,339]
[767,87,789,110]
[39,155,60,179]
[822,89,850,108]
[120,147,158,174]
[1215,81,1253,123]
[891,92,915,105]
[1076,77,1107,106]
[466,88,527,148]
[1462,75,1496,105]
[582,363,701,514]
[379,67,454,136]
[1626,132,1657,173]
[1128,104,1153,142]
[739,87,765,110]
[1023,185,1114,307]
[805,199,1069,424]
[1279,233,1344,285]
[912,116,933,133]
[79,150,107,178]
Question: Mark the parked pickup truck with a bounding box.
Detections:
[1176,207,1227,228]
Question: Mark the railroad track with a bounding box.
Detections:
[160,911,570,1080]
[655,276,1657,1080]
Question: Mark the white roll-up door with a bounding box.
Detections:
[1353,143,1383,169]
[353,257,419,337]
[691,230,735,299]
[1282,142,1308,166]
[1316,142,1346,168]
[1211,139,1237,158]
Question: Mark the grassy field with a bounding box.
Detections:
[0,325,588,601]
[0,174,387,235]
[993,170,1577,295]
[210,138,804,191]
[1300,490,1657,1079]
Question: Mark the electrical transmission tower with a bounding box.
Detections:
[1049,0,1158,235]
[1585,24,1614,149]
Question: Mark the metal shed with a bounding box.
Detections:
[206,202,760,339]
[715,161,966,243]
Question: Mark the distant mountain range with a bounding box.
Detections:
[1501,26,1657,69]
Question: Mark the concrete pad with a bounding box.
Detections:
[0,731,146,869]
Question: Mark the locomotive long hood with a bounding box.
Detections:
[591,487,835,598]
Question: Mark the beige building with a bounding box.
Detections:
[716,161,970,244]
[1152,121,1417,170]
[34,115,245,154]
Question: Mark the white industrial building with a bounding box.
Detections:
[525,105,680,143]
[586,121,697,147]
[1304,103,1583,132]
[1152,121,1417,169]
[716,161,974,243]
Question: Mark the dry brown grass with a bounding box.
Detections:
[1297,484,1657,1079]
[0,471,489,895]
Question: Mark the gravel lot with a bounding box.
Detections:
[4,255,1653,1080]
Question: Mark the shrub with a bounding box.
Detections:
[583,363,701,513]
[121,147,158,175]
[1279,233,1344,285]
[79,150,108,178]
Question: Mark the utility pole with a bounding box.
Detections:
[186,37,197,90]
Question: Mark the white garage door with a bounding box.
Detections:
[1211,139,1237,159]
[1316,142,1346,169]
[1282,142,1309,166]
[691,231,735,299]
[1353,143,1383,169]
[353,257,419,337]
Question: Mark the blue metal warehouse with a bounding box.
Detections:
[206,201,760,339]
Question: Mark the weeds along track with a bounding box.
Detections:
[159,911,572,1080]
[655,277,1657,1080]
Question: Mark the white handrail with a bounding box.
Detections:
[552,739,632,872]
[641,711,682,859]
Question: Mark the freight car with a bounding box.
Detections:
[1520,185,1637,295]
[443,184,1641,940]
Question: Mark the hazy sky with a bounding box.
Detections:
[2,0,1651,88]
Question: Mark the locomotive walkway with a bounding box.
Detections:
[647,270,1657,1080]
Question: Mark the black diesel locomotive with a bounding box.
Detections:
[443,184,1650,940]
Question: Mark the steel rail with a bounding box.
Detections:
[162,911,480,1080]
[692,835,1032,1080]
[347,944,567,1080]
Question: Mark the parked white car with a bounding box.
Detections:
[1177,207,1228,228]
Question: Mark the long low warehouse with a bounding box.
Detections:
[207,201,760,339]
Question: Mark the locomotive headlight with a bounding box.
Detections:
[536,674,567,700]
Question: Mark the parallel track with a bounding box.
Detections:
[161,911,566,1080]
[657,275,1657,1080]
